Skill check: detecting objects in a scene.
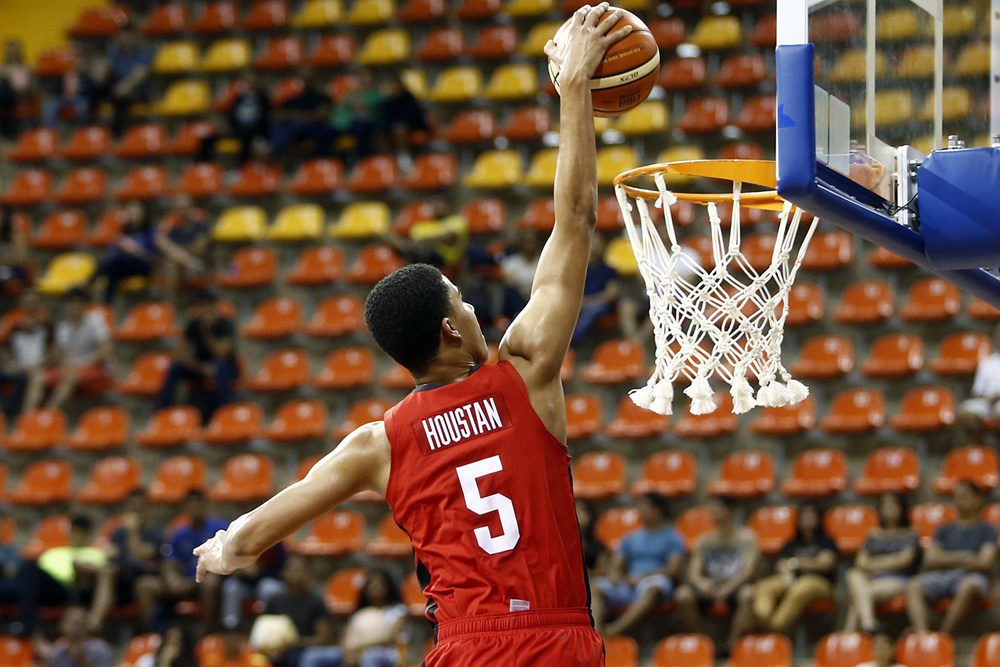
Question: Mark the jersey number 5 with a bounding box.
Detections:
[456,455,521,555]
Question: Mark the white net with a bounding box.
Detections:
[615,170,820,416]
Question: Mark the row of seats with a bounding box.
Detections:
[829,42,991,83]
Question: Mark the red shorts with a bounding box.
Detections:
[426,608,605,667]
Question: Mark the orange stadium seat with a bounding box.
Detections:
[115,302,176,342]
[2,169,53,206]
[308,34,355,68]
[869,244,914,269]
[399,0,444,21]
[900,278,961,322]
[68,406,129,452]
[209,454,273,502]
[403,154,457,190]
[462,198,505,235]
[931,332,991,375]
[676,505,717,549]
[324,568,366,615]
[735,95,776,132]
[469,25,517,59]
[736,233,775,269]
[289,158,343,195]
[243,0,289,30]
[0,465,6,500]
[115,124,167,159]
[346,156,398,194]
[731,634,792,667]
[243,297,302,339]
[346,244,402,284]
[136,406,202,448]
[116,165,169,201]
[604,636,638,667]
[0,636,32,667]
[306,295,365,337]
[820,389,886,434]
[750,505,797,556]
[120,634,161,666]
[366,515,412,557]
[333,399,393,439]
[266,400,327,442]
[861,333,924,377]
[381,363,414,389]
[973,633,1000,667]
[595,507,642,549]
[719,142,766,160]
[220,247,275,289]
[10,129,57,162]
[970,297,1000,320]
[781,448,847,498]
[76,456,141,505]
[572,451,627,499]
[750,14,777,46]
[750,397,817,436]
[148,455,206,503]
[56,167,106,205]
[418,27,463,62]
[675,393,738,438]
[565,394,603,439]
[90,209,126,247]
[651,634,714,667]
[855,447,920,495]
[815,632,873,667]
[391,201,436,235]
[294,456,321,483]
[442,109,494,143]
[890,386,955,432]
[32,210,86,249]
[785,283,825,326]
[6,408,65,452]
[36,49,76,78]
[606,397,669,439]
[677,97,729,134]
[202,403,264,445]
[790,335,854,379]
[314,347,375,390]
[709,450,775,498]
[499,106,551,141]
[144,3,187,35]
[896,633,953,667]
[982,502,1000,538]
[294,511,364,556]
[22,515,69,559]
[581,340,644,384]
[595,197,624,231]
[659,57,707,91]
[9,460,72,505]
[402,572,425,616]
[648,18,686,50]
[911,502,957,547]
[287,246,343,286]
[248,349,310,392]
[631,450,695,496]
[177,162,223,198]
[228,162,280,198]
[934,445,1000,493]
[456,0,501,18]
[61,126,110,161]
[69,5,128,37]
[801,231,854,270]
[835,280,894,323]
[192,1,238,33]
[717,53,767,88]
[119,352,171,395]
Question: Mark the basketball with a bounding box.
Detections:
[547,8,660,116]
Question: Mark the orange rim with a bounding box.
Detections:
[614,159,786,211]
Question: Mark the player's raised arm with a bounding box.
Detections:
[192,422,390,581]
[500,3,632,386]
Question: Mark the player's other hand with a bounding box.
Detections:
[193,528,256,582]
[544,3,633,88]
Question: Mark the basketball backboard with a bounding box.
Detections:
[775,0,1000,305]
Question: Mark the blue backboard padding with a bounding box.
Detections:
[918,147,1000,270]
[775,44,817,197]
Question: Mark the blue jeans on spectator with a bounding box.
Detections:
[92,253,152,304]
[156,358,238,423]
[299,646,399,667]
[572,302,614,345]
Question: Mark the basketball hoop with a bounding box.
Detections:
[613,159,819,416]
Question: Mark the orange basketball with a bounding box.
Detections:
[548,8,660,116]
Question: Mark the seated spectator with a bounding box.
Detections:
[106,23,152,136]
[136,491,225,631]
[222,542,287,631]
[298,570,406,667]
[44,53,111,127]
[329,69,383,161]
[571,236,620,345]
[576,500,611,581]
[954,323,1000,444]
[33,606,113,667]
[906,480,998,634]
[0,38,33,141]
[0,206,30,296]
[856,630,905,667]
[844,492,920,633]
[500,230,543,321]
[43,287,114,411]
[89,201,158,304]
[199,70,270,165]
[156,288,238,423]
[675,496,759,657]
[156,196,211,303]
[752,503,838,632]
[252,555,333,667]
[383,202,468,273]
[593,493,685,636]
[380,73,430,160]
[270,66,333,160]
[108,491,163,615]
[6,289,53,416]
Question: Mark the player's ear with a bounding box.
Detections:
[441,317,462,344]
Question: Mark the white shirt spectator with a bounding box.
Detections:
[56,312,109,366]
[10,323,50,369]
[971,352,1000,400]
[501,254,538,299]
[342,603,407,652]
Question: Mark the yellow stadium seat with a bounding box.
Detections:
[505,0,553,18]
[615,0,651,10]
[656,145,706,186]
[156,80,210,115]
[38,253,96,294]
[201,39,251,72]
[896,45,935,79]
[920,86,972,122]
[911,135,936,156]
[605,237,638,275]
[521,22,561,56]
[831,49,886,83]
[485,64,537,101]
[292,0,342,27]
[346,0,394,25]
[465,150,523,189]
[955,42,989,77]
[399,70,428,99]
[430,66,483,103]
[932,5,976,38]
[524,148,559,188]
[268,204,324,241]
[153,41,199,74]
[329,202,390,239]
[593,117,613,133]
[875,8,918,40]
[357,29,410,65]
[597,146,638,187]
[616,100,669,135]
[690,16,741,50]
[862,90,911,127]
[213,207,266,242]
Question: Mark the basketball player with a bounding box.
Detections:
[193,5,632,665]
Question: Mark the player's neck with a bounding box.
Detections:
[412,354,478,389]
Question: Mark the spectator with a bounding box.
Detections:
[270,66,333,159]
[222,542,287,631]
[329,69,383,160]
[0,206,30,296]
[751,503,838,633]
[89,201,158,304]
[906,480,998,634]
[33,606,113,667]
[0,509,22,605]
[298,570,406,667]
[675,496,759,657]
[156,288,238,423]
[0,38,33,141]
[108,491,163,615]
[44,287,114,411]
[252,555,333,667]
[141,626,196,667]
[136,491,225,631]
[844,492,920,633]
[593,493,686,636]
[156,196,211,304]
[500,230,543,321]
[380,73,430,161]
[106,23,153,135]
[199,70,270,165]
[856,631,905,667]
[6,289,53,416]
[383,202,468,273]
[572,235,620,345]
[576,500,610,581]
[954,323,1000,444]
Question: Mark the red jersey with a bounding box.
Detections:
[383,361,590,628]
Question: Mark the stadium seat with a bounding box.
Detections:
[308,34,355,68]
[288,159,343,196]
[651,634,714,667]
[345,0,394,24]
[630,450,695,497]
[89,209,126,248]
[734,95,776,132]
[144,2,187,35]
[430,66,483,103]
[831,49,884,83]
[119,634,161,667]
[265,400,327,442]
[676,97,729,134]
[248,349,309,392]
[717,53,767,88]
[333,399,394,439]
[616,101,669,135]
[785,283,825,326]
[931,332,991,375]
[581,340,644,385]
[156,80,211,116]
[467,24,516,60]
[7,407,64,453]
[345,156,398,195]
[868,244,914,269]
[865,90,912,126]
[719,142,766,160]
[169,122,216,157]
[519,22,559,56]
[815,632,873,667]
[935,445,999,493]
[595,507,642,549]
[970,297,1000,320]
[690,15,742,49]
[900,277,962,322]
[742,234,780,271]
[76,456,141,505]
[264,205,323,242]
[460,198,505,235]
[890,386,955,432]
[399,0,444,21]
[801,231,854,270]
[790,336,854,379]
[329,201,390,239]
[228,162,280,198]
[896,45,935,79]
[22,515,70,559]
[55,167,106,205]
[730,634,792,667]
[896,633,953,667]
[572,451,627,499]
[154,41,199,74]
[2,168,52,206]
[0,636,31,667]
[456,0,501,18]
[820,389,885,434]
[973,633,1000,667]
[834,280,894,323]
[219,247,276,289]
[294,511,364,556]
[749,505,797,556]
[911,502,958,547]
[603,236,638,274]
[213,206,266,242]
[119,353,171,396]
[324,568,366,615]
[201,39,251,72]
[9,460,71,505]
[381,363,415,389]
[314,347,375,390]
[243,0,288,30]
[116,165,169,201]
[861,333,925,377]
[709,450,774,498]
[137,407,202,448]
[191,1,237,33]
[179,163,225,200]
[676,505,717,549]
[955,42,990,77]
[507,0,554,16]
[306,295,365,336]
[465,150,522,188]
[36,48,76,78]
[357,28,409,65]
[286,246,343,286]
[69,5,128,37]
[499,106,550,141]
[403,154,457,190]
[855,447,920,495]
[366,515,412,557]
[595,197,624,231]
[292,0,341,26]
[60,126,110,161]
[606,396,670,439]
[781,448,847,498]
[31,210,85,250]
[565,394,603,440]
[68,406,129,452]
[9,129,57,163]
[674,393,737,438]
[485,64,536,101]
[36,252,95,294]
[441,109,493,143]
[209,454,273,502]
[148,455,206,503]
[243,297,302,339]
[750,397,817,436]
[115,302,176,342]
[401,572,425,616]
[597,146,638,187]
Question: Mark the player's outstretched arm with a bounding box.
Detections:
[501,4,632,389]
[193,422,390,581]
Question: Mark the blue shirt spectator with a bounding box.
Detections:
[167,516,228,578]
[620,525,686,578]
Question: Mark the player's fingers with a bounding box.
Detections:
[574,4,591,23]
[543,39,557,59]
[602,24,633,45]
[584,2,610,28]
[196,556,206,583]
[595,8,624,35]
